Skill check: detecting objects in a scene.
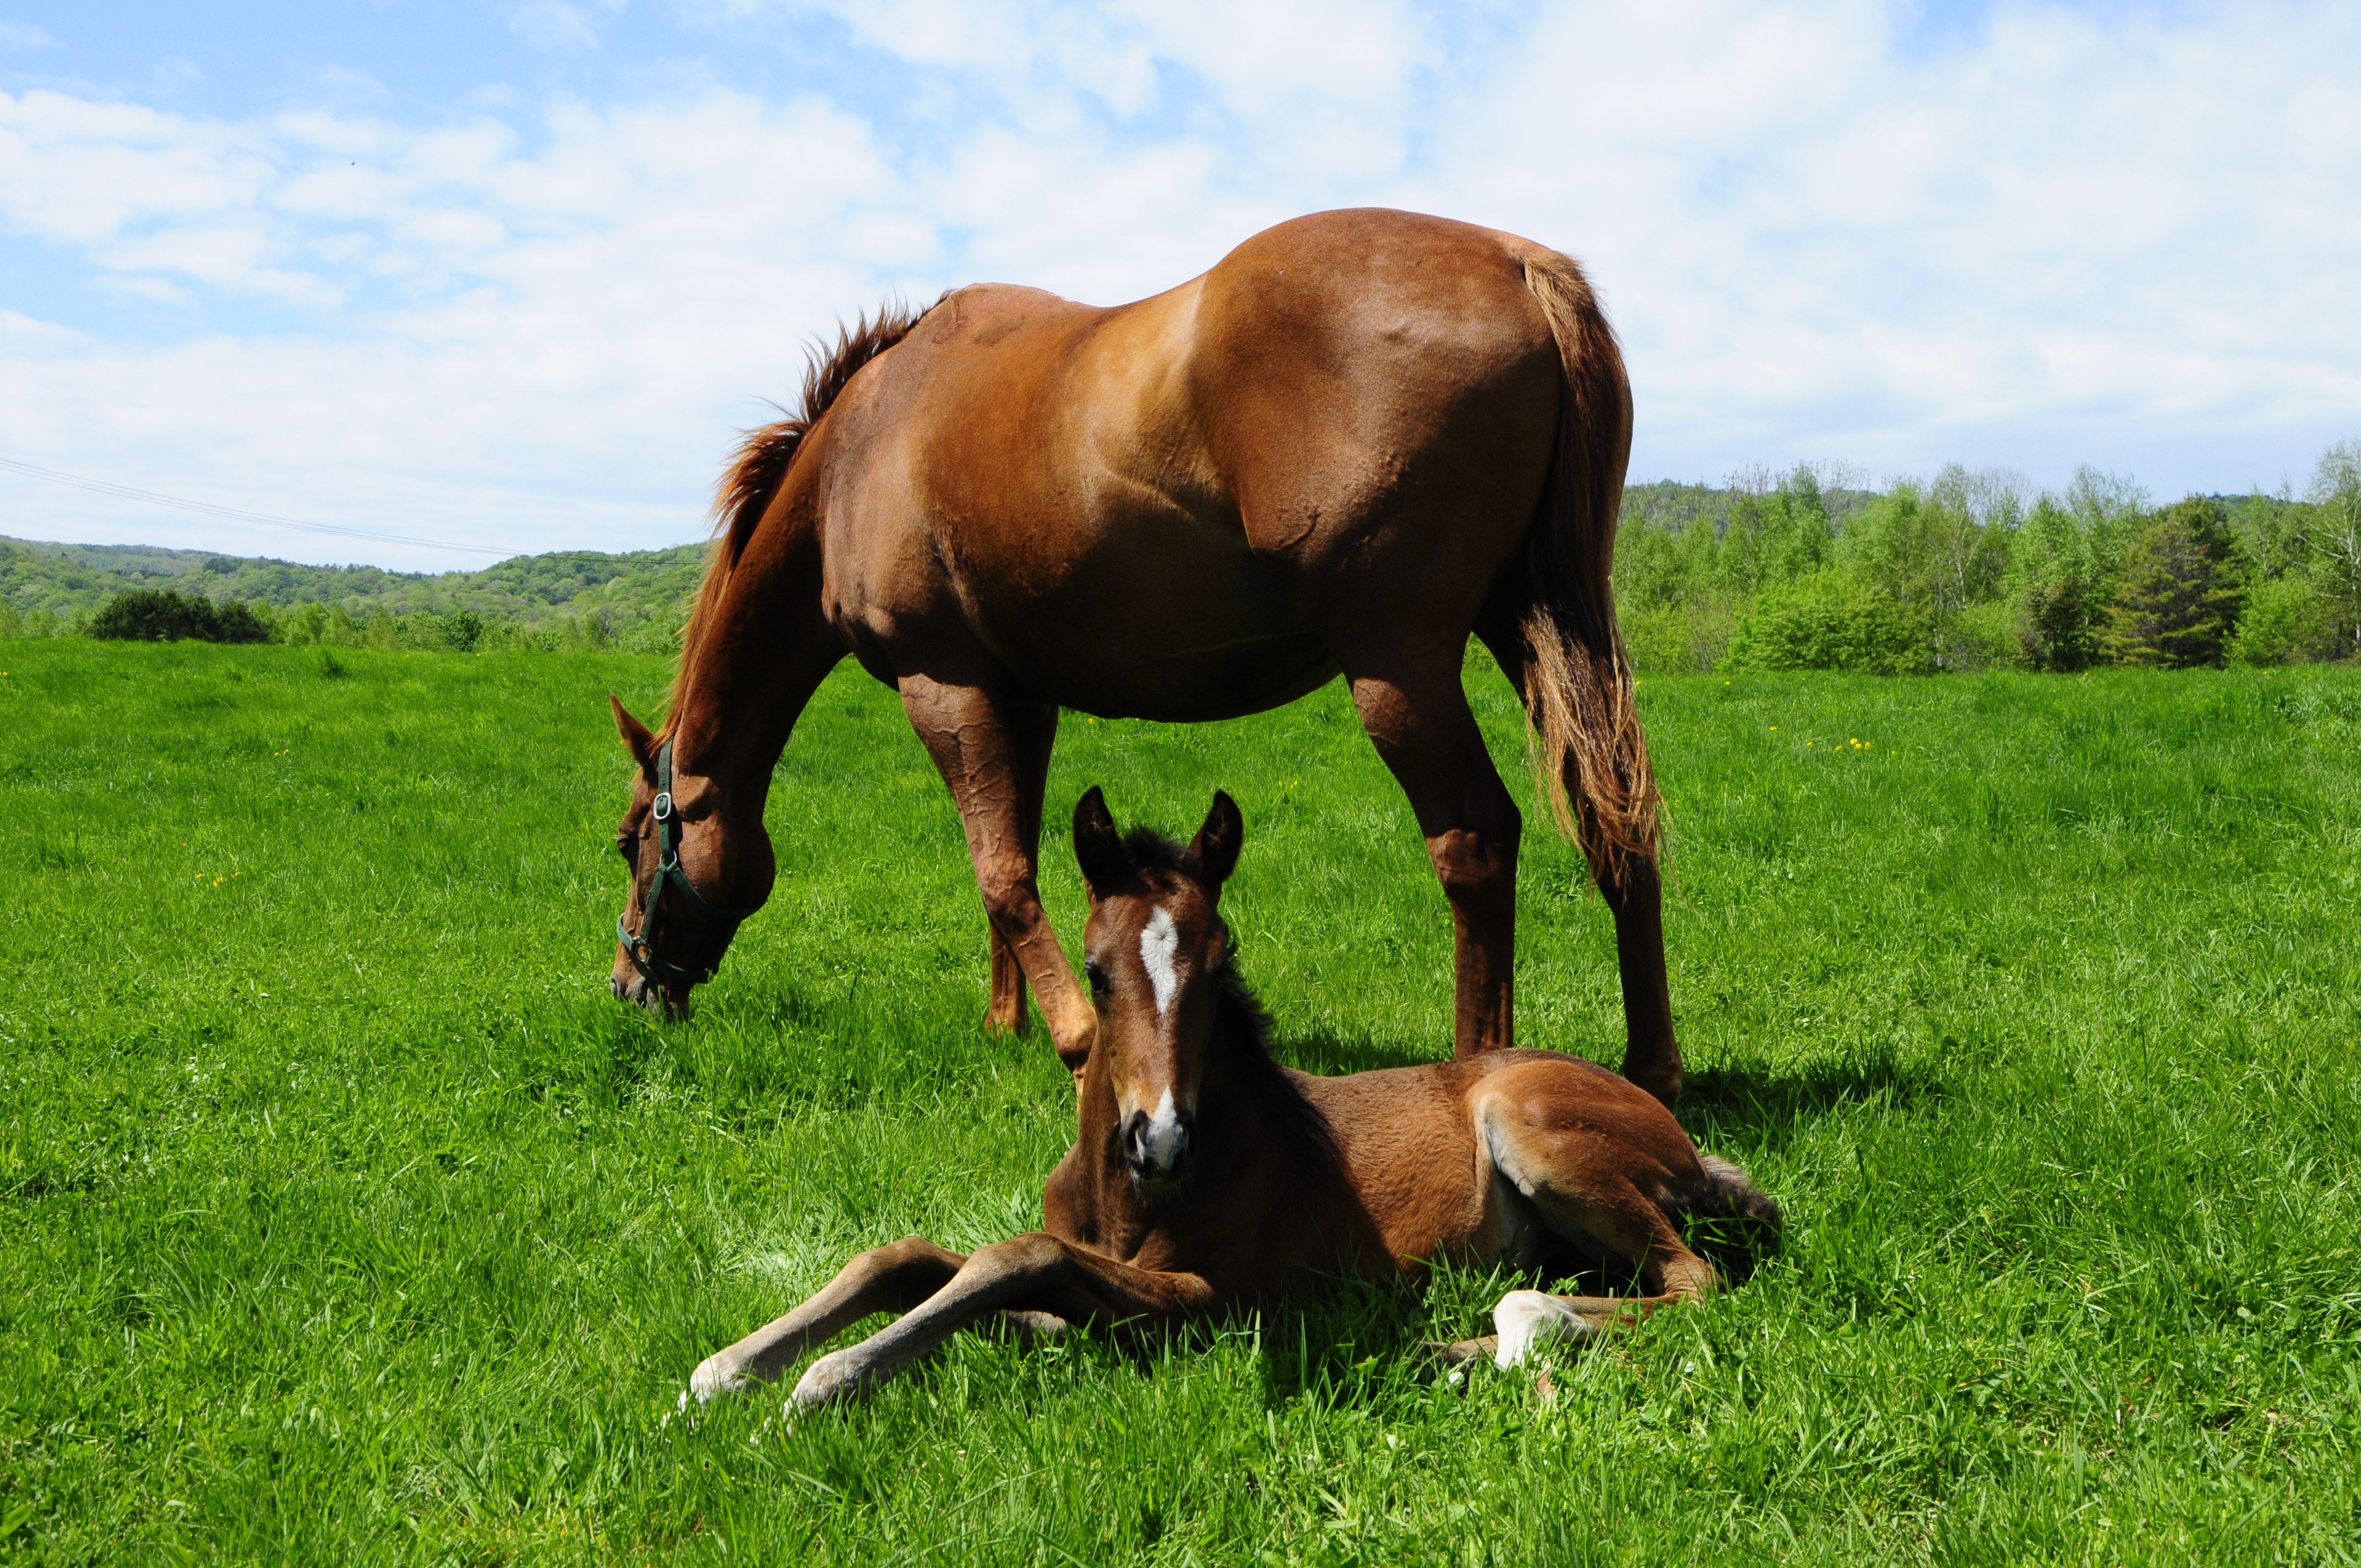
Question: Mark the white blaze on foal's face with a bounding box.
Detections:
[1140,906,1180,1016]
[1101,896,1205,1180]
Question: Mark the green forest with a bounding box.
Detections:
[0,536,705,654]
[1619,438,2360,674]
[8,435,2358,672]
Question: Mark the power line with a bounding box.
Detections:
[0,455,525,559]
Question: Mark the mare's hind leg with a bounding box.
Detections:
[692,1237,967,1401]
[1328,643,1522,1058]
[1478,623,1680,1108]
[899,673,1094,1077]
[986,699,1058,1036]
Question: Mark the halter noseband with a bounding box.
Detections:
[616,737,763,989]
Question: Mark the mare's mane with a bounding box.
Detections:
[667,296,943,726]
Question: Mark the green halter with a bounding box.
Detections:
[616,737,762,989]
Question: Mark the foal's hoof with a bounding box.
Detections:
[1492,1290,1602,1369]
[787,1348,863,1412]
[689,1354,753,1403]
[995,1309,1073,1347]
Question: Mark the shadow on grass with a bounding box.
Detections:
[1676,1050,1947,1152]
[1270,1028,1446,1076]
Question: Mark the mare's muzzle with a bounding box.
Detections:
[1119,1104,1198,1184]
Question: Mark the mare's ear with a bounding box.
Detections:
[610,695,657,777]
[1072,786,1128,898]
[1190,790,1244,890]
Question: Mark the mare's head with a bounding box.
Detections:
[1071,785,1247,1190]
[607,696,775,1017]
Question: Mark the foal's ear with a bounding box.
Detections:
[1073,786,1128,897]
[610,694,658,777]
[1190,790,1244,890]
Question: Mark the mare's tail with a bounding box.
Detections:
[1495,247,1657,892]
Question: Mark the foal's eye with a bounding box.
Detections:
[1084,958,1109,997]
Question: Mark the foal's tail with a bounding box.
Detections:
[1496,247,1658,892]
[1684,1154,1785,1232]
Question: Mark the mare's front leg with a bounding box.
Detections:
[691,1237,967,1401]
[1332,646,1521,1058]
[1478,624,1680,1106]
[792,1233,1215,1411]
[899,673,1094,1077]
[986,698,1058,1037]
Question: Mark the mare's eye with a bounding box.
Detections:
[615,831,635,862]
[1084,958,1109,997]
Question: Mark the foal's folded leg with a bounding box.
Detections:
[789,1232,1214,1411]
[1489,1251,1716,1369]
[1489,1291,1623,1367]
[690,1237,967,1401]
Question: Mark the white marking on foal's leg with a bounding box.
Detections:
[1492,1290,1601,1369]
[1140,906,1179,1015]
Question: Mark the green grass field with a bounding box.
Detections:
[3,640,2358,1564]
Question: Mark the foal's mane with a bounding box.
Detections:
[667,296,944,727]
[1115,827,1344,1167]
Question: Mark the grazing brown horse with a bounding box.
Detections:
[610,206,1681,1103]
[689,788,1774,1411]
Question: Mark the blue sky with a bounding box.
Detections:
[2,1,2356,569]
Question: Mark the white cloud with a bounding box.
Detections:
[0,0,2357,568]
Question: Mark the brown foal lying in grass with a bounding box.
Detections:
[692,788,1777,1412]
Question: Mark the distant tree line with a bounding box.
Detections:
[73,589,670,655]
[1614,439,2361,674]
[0,537,703,652]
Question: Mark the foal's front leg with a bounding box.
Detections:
[791,1232,1215,1411]
[690,1237,967,1401]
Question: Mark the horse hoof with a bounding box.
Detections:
[787,1349,861,1412]
[689,1354,748,1403]
[1492,1290,1601,1368]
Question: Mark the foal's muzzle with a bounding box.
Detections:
[1119,1106,1197,1184]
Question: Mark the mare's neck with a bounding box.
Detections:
[668,498,837,809]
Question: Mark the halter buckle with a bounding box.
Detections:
[652,791,673,821]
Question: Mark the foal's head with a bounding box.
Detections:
[1071,786,1245,1189]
